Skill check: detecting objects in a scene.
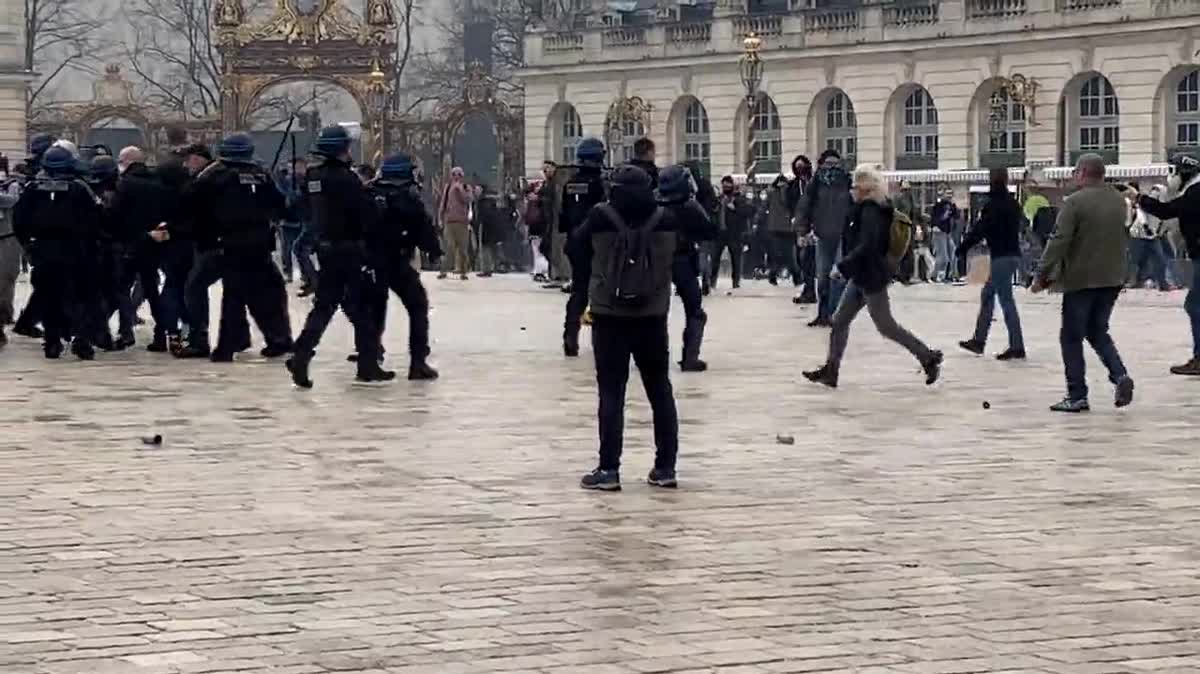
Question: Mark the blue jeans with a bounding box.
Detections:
[279,225,302,280]
[815,237,844,320]
[1187,262,1200,358]
[1128,238,1168,289]
[292,227,318,288]
[973,255,1024,352]
[1060,287,1127,401]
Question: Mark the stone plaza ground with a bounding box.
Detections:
[2,275,1200,674]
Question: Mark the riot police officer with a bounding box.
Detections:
[86,154,127,350]
[10,132,60,340]
[12,147,103,359]
[658,165,717,372]
[183,134,293,361]
[559,137,608,357]
[366,152,442,381]
[287,125,391,388]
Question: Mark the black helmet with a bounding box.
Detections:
[41,147,75,174]
[576,137,606,163]
[90,155,118,182]
[610,164,651,190]
[1170,151,1200,179]
[380,152,415,181]
[316,125,351,157]
[657,164,694,202]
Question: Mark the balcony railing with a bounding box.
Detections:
[979,151,1027,169]
[805,8,861,32]
[966,0,1027,18]
[1057,0,1120,10]
[733,14,784,38]
[884,3,940,27]
[1069,149,1120,165]
[668,22,713,44]
[603,27,646,47]
[896,155,939,170]
[543,32,584,52]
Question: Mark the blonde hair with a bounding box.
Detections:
[852,163,888,204]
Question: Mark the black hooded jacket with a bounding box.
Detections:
[958,186,1024,259]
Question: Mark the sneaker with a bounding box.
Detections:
[286,357,313,389]
[1114,376,1135,408]
[437,272,449,280]
[408,361,440,381]
[802,364,838,389]
[768,276,779,287]
[647,468,678,489]
[922,350,944,386]
[71,341,95,361]
[167,333,184,357]
[958,339,985,355]
[680,360,708,373]
[176,343,211,359]
[114,335,135,351]
[209,350,235,363]
[1050,397,1091,413]
[806,316,832,328]
[580,468,621,492]
[356,366,397,384]
[995,348,1026,361]
[1169,357,1200,376]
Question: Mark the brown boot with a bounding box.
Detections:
[1169,357,1200,376]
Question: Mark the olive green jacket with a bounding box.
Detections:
[1039,185,1129,292]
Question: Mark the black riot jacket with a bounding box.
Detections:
[367,179,442,263]
[558,165,606,235]
[184,161,284,254]
[304,157,378,244]
[111,163,175,244]
[13,175,102,255]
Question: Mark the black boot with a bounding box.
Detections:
[356,362,397,384]
[286,355,314,389]
[146,332,168,353]
[167,333,184,357]
[408,360,440,381]
[44,341,64,360]
[802,364,838,388]
[71,339,95,361]
[679,313,708,372]
[563,331,580,358]
[13,321,43,339]
[260,340,294,359]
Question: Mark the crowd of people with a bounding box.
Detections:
[2,123,1199,489]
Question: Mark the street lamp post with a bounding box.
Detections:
[367,59,389,163]
[739,33,764,184]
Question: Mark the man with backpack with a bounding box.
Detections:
[802,164,943,389]
[571,165,706,492]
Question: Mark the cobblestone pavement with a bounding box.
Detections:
[3,275,1200,674]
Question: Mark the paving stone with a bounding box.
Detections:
[2,278,1199,672]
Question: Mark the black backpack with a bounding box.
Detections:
[599,203,663,308]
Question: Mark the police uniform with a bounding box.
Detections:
[658,165,718,372]
[183,135,292,360]
[366,153,442,380]
[10,133,58,340]
[86,155,127,350]
[287,126,392,389]
[559,138,608,357]
[12,147,103,359]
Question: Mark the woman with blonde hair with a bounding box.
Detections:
[803,164,943,388]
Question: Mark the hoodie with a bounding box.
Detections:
[801,165,853,242]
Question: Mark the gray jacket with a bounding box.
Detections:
[800,166,853,242]
[764,184,794,234]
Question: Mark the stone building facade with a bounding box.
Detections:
[0,0,27,163]
[520,0,1200,194]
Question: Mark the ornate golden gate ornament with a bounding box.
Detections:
[213,0,396,156]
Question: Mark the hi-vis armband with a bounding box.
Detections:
[565,182,589,196]
[36,180,70,192]
[307,180,322,193]
[239,173,263,185]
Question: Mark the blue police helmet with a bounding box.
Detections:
[316,125,351,156]
[218,133,255,162]
[41,147,75,174]
[380,152,415,180]
[610,164,651,189]
[576,137,606,163]
[28,132,57,158]
[658,164,694,201]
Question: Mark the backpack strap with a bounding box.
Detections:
[598,203,627,231]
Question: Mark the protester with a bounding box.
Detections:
[802,164,943,389]
[438,167,476,280]
[711,176,751,292]
[1032,154,1134,412]
[957,168,1026,360]
[929,186,959,283]
[800,149,853,326]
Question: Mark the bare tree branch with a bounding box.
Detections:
[24,0,111,116]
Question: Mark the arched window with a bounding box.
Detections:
[681,99,711,176]
[1175,70,1200,148]
[1078,75,1119,156]
[612,118,645,163]
[824,92,857,165]
[748,94,782,173]
[560,106,583,164]
[897,86,938,169]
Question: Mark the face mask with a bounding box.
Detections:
[722,187,733,195]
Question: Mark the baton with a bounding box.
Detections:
[270,115,296,173]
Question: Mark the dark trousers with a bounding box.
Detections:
[294,243,380,362]
[672,253,706,362]
[32,253,100,351]
[369,259,431,361]
[710,232,742,288]
[185,250,248,349]
[160,241,194,335]
[563,252,589,343]
[1060,287,1128,401]
[768,232,800,286]
[1128,238,1169,289]
[15,287,42,331]
[591,314,679,473]
[125,245,167,337]
[98,245,134,342]
[279,226,301,280]
[220,251,292,351]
